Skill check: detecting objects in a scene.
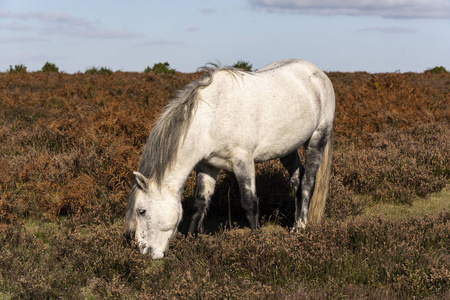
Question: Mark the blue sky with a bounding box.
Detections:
[1,0,449,73]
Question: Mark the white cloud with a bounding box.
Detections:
[359,26,417,34]
[33,11,91,26]
[186,26,199,32]
[200,8,217,14]
[0,37,30,43]
[69,29,142,39]
[138,39,184,46]
[0,9,140,40]
[0,22,30,31]
[248,0,450,18]
[0,36,47,43]
[0,9,90,25]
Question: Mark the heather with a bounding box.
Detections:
[0,70,449,299]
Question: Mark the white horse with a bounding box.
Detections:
[126,59,335,259]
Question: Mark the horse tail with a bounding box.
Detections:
[308,130,333,224]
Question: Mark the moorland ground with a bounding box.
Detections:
[0,70,449,299]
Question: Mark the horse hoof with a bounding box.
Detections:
[290,221,306,233]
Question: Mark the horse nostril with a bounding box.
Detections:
[125,230,134,244]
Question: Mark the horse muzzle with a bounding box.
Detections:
[141,245,165,259]
[151,251,164,260]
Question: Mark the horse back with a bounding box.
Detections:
[196,60,335,163]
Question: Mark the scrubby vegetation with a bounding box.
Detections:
[232,60,253,72]
[41,62,59,73]
[85,66,114,75]
[0,69,448,298]
[425,66,448,74]
[144,62,176,74]
[8,64,27,74]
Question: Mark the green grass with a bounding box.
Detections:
[0,292,13,300]
[358,185,449,220]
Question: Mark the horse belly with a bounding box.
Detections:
[252,112,316,162]
[252,84,318,162]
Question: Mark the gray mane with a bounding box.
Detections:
[138,64,243,186]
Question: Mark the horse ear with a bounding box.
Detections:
[133,172,148,191]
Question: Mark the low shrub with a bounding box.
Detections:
[329,72,449,141]
[144,62,176,74]
[335,122,449,204]
[8,64,27,73]
[232,60,253,72]
[0,71,448,226]
[425,66,448,74]
[0,213,448,298]
[41,62,59,73]
[0,69,449,299]
[85,66,113,75]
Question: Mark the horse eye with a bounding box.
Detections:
[137,209,146,216]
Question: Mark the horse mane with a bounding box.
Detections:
[138,63,246,186]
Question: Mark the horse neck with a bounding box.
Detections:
[159,137,205,196]
[156,99,211,196]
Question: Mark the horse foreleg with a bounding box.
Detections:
[232,154,260,230]
[188,163,220,235]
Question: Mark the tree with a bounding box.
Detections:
[232,60,253,72]
[42,62,59,73]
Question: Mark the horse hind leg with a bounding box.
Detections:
[188,163,220,235]
[280,150,304,226]
[232,152,260,230]
[296,127,332,230]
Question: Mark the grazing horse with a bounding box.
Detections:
[126,59,335,259]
